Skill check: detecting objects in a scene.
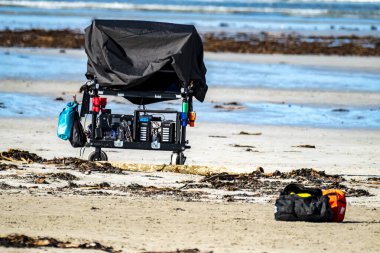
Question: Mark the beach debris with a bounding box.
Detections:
[223,195,235,202]
[45,157,123,174]
[1,29,380,56]
[214,102,245,110]
[47,172,79,181]
[34,177,48,184]
[201,172,274,192]
[0,234,120,252]
[79,182,111,190]
[245,148,258,152]
[116,184,207,200]
[0,183,14,190]
[293,145,316,148]
[238,131,262,136]
[200,168,346,192]
[0,29,84,48]
[143,249,212,253]
[203,32,380,56]
[0,150,372,201]
[346,188,371,197]
[274,168,344,182]
[223,102,241,106]
[231,144,255,148]
[0,163,19,170]
[332,108,350,112]
[367,177,380,185]
[209,135,228,138]
[213,104,245,110]
[0,149,45,163]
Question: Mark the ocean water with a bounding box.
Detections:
[0,0,379,35]
[0,92,66,117]
[1,48,380,92]
[1,92,379,129]
[0,48,379,128]
[0,50,87,81]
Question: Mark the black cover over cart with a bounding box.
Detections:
[80,19,208,164]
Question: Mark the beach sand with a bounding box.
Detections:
[0,52,379,252]
[1,195,379,253]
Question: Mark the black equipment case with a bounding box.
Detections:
[79,20,208,164]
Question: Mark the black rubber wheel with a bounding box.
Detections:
[171,152,186,165]
[88,150,108,161]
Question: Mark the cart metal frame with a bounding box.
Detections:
[80,80,193,165]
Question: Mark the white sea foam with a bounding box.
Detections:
[0,0,331,16]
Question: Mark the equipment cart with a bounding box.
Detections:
[78,20,208,165]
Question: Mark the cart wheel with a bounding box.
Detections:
[171,152,186,165]
[88,150,108,162]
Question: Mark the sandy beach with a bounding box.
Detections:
[2,0,380,250]
[0,48,379,252]
[1,195,379,253]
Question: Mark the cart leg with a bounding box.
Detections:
[94,147,101,160]
[88,147,108,161]
[171,152,186,165]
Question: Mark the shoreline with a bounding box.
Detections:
[1,79,380,108]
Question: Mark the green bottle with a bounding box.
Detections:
[182,102,189,113]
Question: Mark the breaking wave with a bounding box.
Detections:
[0,0,334,15]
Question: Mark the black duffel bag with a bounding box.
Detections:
[69,110,87,148]
[274,183,333,222]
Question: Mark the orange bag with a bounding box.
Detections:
[322,189,346,222]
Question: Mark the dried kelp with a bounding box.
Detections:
[231,144,255,148]
[201,172,287,192]
[0,149,372,199]
[0,234,120,252]
[143,249,212,253]
[213,104,245,110]
[293,145,316,149]
[238,131,262,136]
[0,183,14,190]
[2,29,380,56]
[116,184,206,200]
[0,163,19,170]
[46,157,123,174]
[0,149,45,163]
[200,168,351,194]
[47,172,79,181]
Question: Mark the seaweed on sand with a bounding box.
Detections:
[0,149,45,163]
[0,234,120,252]
[45,157,123,174]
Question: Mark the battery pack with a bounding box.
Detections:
[161,121,175,143]
[138,122,151,142]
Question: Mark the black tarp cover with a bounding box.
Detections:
[84,19,207,103]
